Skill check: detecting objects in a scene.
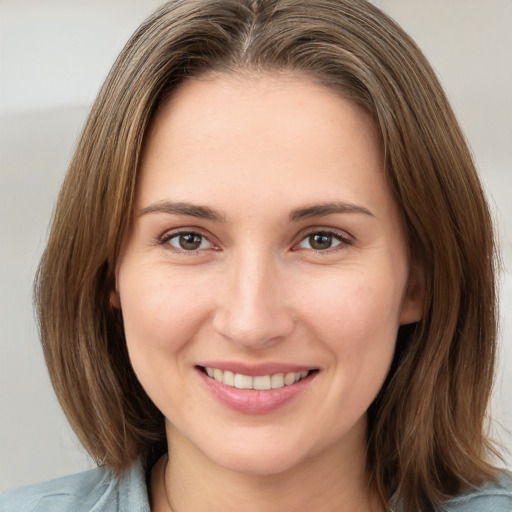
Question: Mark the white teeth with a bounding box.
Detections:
[271,373,285,389]
[284,372,297,385]
[223,370,235,386]
[253,375,272,390]
[203,367,310,390]
[234,373,253,389]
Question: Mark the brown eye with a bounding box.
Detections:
[309,233,333,250]
[165,232,212,251]
[297,231,346,251]
[179,233,202,250]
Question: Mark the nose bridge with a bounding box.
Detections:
[213,245,293,349]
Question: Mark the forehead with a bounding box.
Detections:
[146,72,379,153]
[137,72,388,217]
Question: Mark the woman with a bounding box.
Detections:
[2,0,511,510]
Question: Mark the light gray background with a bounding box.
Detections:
[1,0,511,492]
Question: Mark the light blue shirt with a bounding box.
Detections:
[1,459,511,511]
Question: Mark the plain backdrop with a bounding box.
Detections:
[1,0,511,492]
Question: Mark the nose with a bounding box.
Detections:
[212,251,295,350]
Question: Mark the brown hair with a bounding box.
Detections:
[35,0,499,509]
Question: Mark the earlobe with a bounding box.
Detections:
[399,262,425,325]
[110,289,121,309]
[109,265,121,309]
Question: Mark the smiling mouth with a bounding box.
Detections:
[199,366,316,390]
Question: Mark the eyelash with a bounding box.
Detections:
[294,228,353,253]
[158,230,216,254]
[158,228,352,254]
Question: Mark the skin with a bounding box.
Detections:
[113,73,424,512]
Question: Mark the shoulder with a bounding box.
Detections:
[441,470,512,512]
[0,459,149,512]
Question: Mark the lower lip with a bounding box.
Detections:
[197,369,316,415]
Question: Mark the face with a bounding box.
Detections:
[114,73,423,476]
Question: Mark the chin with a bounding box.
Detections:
[211,445,306,476]
[198,425,329,477]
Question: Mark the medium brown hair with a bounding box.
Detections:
[35,0,499,509]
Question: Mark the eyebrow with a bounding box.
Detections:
[139,201,225,222]
[139,200,373,223]
[289,201,374,221]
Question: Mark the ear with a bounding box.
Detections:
[110,288,121,309]
[399,261,425,325]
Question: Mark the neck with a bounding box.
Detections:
[150,421,384,512]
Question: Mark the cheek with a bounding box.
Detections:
[118,266,213,374]
[297,269,404,385]
[300,269,405,338]
[117,267,218,417]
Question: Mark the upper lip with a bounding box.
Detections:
[197,362,316,376]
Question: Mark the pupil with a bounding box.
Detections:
[179,233,201,250]
[310,233,332,250]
